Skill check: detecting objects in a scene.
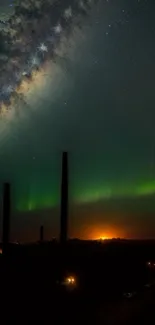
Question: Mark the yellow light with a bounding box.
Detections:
[100,236,110,241]
[65,276,76,286]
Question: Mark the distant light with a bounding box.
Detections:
[100,236,110,241]
[38,43,48,53]
[66,276,75,284]
[54,23,62,34]
[63,275,76,287]
[0,248,2,254]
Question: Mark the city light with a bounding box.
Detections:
[147,261,151,266]
[146,261,155,268]
[57,275,77,288]
[65,276,76,285]
[58,274,77,288]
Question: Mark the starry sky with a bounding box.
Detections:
[0,0,155,242]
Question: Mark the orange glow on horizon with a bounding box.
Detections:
[89,226,124,241]
[95,234,115,241]
[100,236,111,241]
[71,225,125,241]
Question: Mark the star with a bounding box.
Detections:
[38,43,48,53]
[64,7,72,20]
[54,23,62,34]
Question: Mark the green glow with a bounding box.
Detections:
[17,193,59,211]
[12,151,155,212]
[136,180,155,196]
[74,179,155,204]
[15,173,60,212]
[16,178,155,212]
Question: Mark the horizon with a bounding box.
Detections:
[2,237,155,246]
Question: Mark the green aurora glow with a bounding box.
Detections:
[15,161,155,211]
[16,178,155,212]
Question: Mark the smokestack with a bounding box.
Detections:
[60,151,68,245]
[40,225,44,243]
[2,183,11,255]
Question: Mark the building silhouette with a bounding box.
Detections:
[40,225,44,243]
[2,182,11,255]
[60,151,68,245]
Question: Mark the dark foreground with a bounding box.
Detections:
[0,239,155,322]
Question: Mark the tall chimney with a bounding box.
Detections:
[40,225,44,243]
[2,183,11,255]
[60,152,68,245]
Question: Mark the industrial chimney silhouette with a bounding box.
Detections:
[60,152,68,245]
[2,183,11,255]
[40,225,44,243]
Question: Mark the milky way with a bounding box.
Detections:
[0,0,98,117]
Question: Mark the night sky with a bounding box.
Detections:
[0,0,155,242]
